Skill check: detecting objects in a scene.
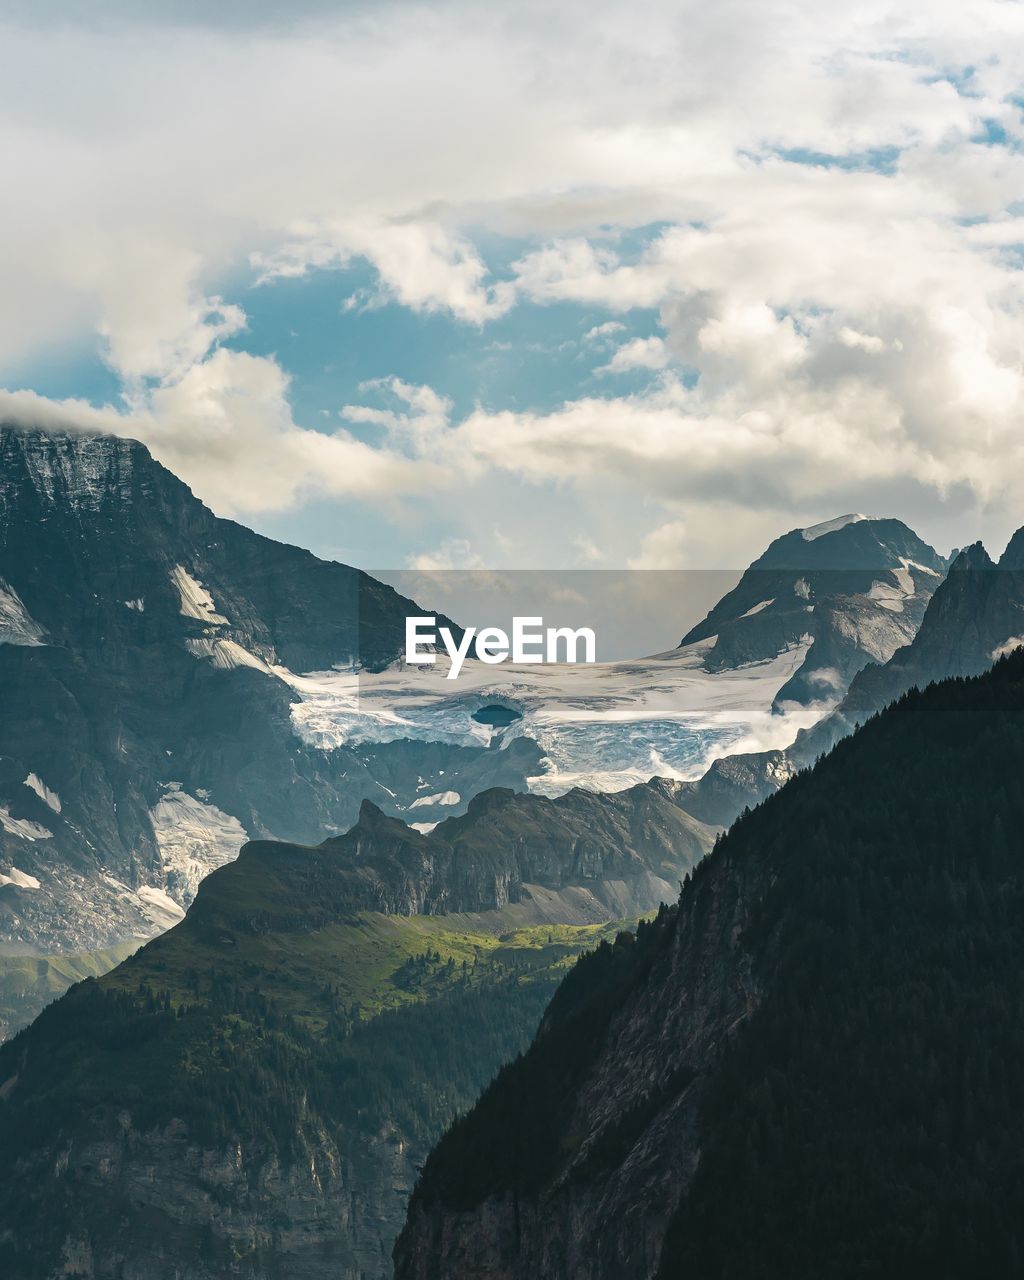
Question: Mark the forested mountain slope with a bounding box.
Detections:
[397,649,1024,1280]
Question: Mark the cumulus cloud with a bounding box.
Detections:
[253,219,515,323]
[583,321,627,343]
[596,335,670,375]
[406,538,487,571]
[628,520,688,569]
[0,355,441,517]
[3,0,1024,558]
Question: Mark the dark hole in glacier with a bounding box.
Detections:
[471,704,523,728]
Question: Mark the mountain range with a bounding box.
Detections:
[0,425,961,1040]
[679,512,948,706]
[3,421,1024,1278]
[677,526,1024,825]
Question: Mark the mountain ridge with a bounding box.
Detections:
[0,774,715,1279]
[0,423,546,1031]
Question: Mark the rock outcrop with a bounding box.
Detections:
[679,515,948,707]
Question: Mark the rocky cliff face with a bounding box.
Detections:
[193,781,714,931]
[0,425,539,969]
[679,515,947,707]
[396,650,1024,1280]
[393,769,769,1280]
[0,779,715,1280]
[802,536,1024,757]
[397,864,759,1280]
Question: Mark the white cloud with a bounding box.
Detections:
[583,321,627,343]
[837,326,888,354]
[628,520,688,569]
[573,534,607,563]
[596,335,670,375]
[406,538,487,571]
[0,355,441,517]
[3,1,1024,560]
[253,219,515,324]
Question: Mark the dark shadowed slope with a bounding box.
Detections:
[397,649,1024,1280]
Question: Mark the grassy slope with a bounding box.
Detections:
[101,908,622,1032]
[0,940,141,1041]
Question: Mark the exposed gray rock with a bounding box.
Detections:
[679,515,948,707]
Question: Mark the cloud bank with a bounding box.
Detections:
[1,0,1023,564]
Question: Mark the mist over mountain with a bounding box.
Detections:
[397,650,1024,1280]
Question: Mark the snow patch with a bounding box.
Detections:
[0,580,46,646]
[410,821,439,834]
[409,791,461,809]
[740,599,774,618]
[0,805,52,841]
[793,578,811,600]
[866,580,906,613]
[891,567,915,595]
[170,566,228,626]
[135,883,187,929]
[149,784,247,905]
[866,564,921,613]
[0,866,41,890]
[801,514,867,541]
[124,598,145,612]
[185,637,273,674]
[901,557,941,579]
[24,773,61,813]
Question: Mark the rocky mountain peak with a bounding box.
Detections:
[678,514,948,706]
[0,419,473,963]
[949,540,996,572]
[0,425,165,516]
[999,526,1024,569]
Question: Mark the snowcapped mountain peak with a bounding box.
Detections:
[679,515,949,707]
[801,513,869,541]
